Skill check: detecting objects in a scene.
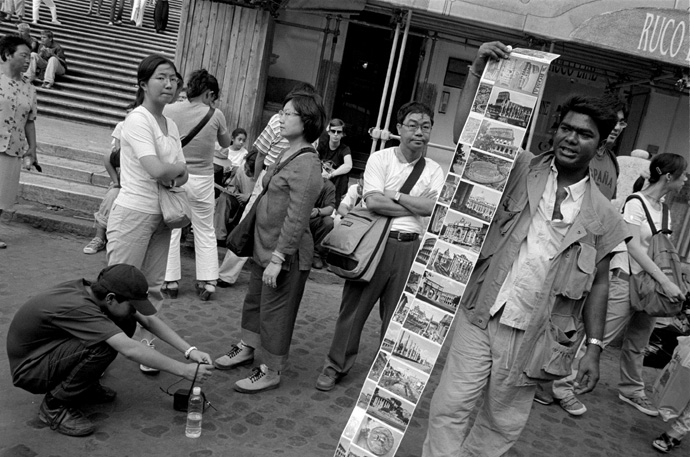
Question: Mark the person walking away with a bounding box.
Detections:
[106,54,188,374]
[315,102,444,391]
[161,69,232,301]
[213,91,325,393]
[153,0,168,33]
[0,34,37,249]
[551,153,688,416]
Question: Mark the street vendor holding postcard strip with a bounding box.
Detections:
[422,42,630,457]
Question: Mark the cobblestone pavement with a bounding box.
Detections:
[0,220,668,457]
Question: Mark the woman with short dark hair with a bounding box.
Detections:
[0,34,37,249]
[213,91,326,393]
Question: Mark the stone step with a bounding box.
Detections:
[37,87,130,111]
[19,172,106,215]
[37,93,128,123]
[38,104,121,128]
[36,138,111,166]
[29,154,111,188]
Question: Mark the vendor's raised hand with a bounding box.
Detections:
[472,41,512,74]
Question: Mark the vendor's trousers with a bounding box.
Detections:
[12,339,117,402]
[423,309,536,457]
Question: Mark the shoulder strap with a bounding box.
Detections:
[399,157,426,194]
[257,148,315,200]
[625,194,658,235]
[661,202,670,232]
[181,107,215,147]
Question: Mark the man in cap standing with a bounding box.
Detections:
[6,264,214,437]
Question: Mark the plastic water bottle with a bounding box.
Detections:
[185,387,203,438]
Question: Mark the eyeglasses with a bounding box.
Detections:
[329,129,343,135]
[279,109,300,117]
[616,120,628,129]
[401,122,432,133]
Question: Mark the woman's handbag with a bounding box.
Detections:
[158,184,192,229]
[627,195,688,317]
[226,149,313,257]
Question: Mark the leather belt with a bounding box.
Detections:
[389,231,419,242]
[611,268,630,282]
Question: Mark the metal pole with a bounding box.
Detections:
[370,13,402,154]
[381,10,412,149]
[386,133,455,152]
[410,35,428,101]
[323,16,341,110]
[316,16,332,95]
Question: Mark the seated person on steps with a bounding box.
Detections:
[24,29,66,89]
[214,149,257,245]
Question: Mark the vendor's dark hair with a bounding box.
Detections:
[559,95,618,142]
[131,54,177,109]
[90,281,128,303]
[186,69,220,100]
[396,101,434,125]
[283,91,327,143]
[0,34,30,61]
[633,153,688,192]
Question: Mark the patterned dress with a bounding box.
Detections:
[0,72,37,210]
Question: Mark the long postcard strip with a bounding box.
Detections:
[334,48,560,457]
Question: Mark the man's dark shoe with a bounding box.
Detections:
[79,383,117,404]
[315,367,341,391]
[216,278,233,288]
[39,397,96,436]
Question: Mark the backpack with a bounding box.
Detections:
[627,195,688,317]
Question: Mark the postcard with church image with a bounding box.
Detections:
[438,209,488,254]
[401,298,453,346]
[451,180,502,224]
[428,239,478,285]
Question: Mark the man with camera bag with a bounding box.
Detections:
[6,264,214,437]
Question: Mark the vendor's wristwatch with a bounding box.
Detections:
[586,338,605,351]
[393,192,401,203]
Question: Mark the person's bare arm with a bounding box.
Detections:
[453,42,512,143]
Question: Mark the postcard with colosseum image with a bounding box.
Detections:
[416,270,464,314]
[428,239,479,285]
[402,298,453,346]
[439,209,488,254]
[414,234,437,268]
[351,415,404,457]
[485,86,536,128]
[391,293,413,326]
[463,149,513,193]
[450,180,502,224]
[378,356,430,404]
[439,174,461,206]
[390,329,441,375]
[471,118,525,161]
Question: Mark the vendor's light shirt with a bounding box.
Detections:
[491,159,588,330]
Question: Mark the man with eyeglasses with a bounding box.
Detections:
[315,101,444,392]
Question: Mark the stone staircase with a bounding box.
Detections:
[9,0,183,221]
[0,0,182,127]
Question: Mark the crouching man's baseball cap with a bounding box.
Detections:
[96,264,157,315]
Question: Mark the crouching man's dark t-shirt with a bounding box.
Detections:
[6,279,136,382]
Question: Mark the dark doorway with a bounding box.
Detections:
[332,12,423,175]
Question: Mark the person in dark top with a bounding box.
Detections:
[317,118,352,206]
[6,264,214,437]
[310,177,336,269]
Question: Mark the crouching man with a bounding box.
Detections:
[6,264,214,437]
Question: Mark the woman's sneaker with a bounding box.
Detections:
[139,339,160,374]
[83,237,106,254]
[213,342,254,370]
[234,364,280,393]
